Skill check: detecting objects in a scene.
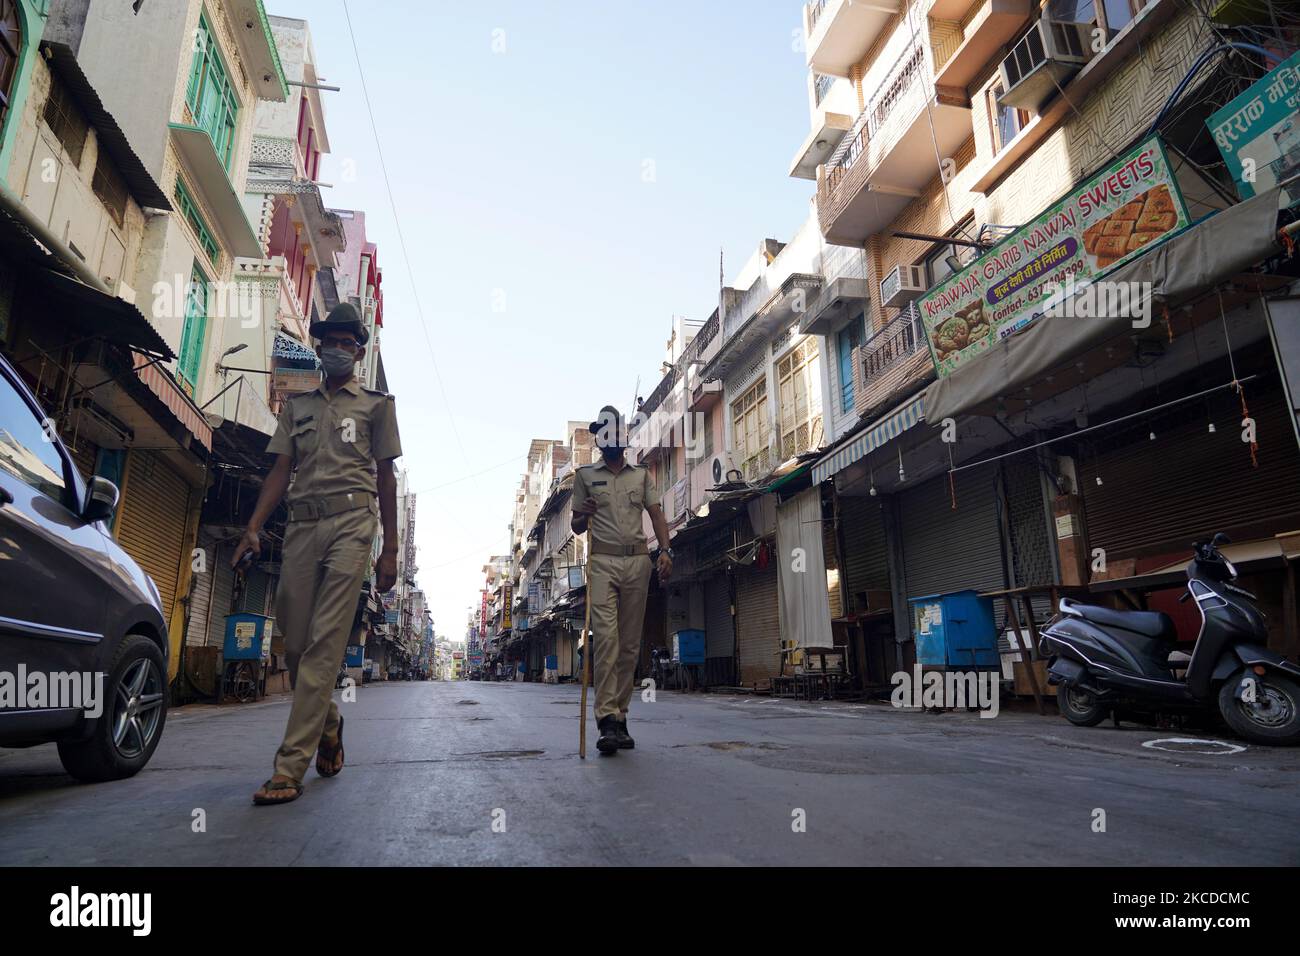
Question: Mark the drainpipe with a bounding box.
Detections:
[0,182,113,294]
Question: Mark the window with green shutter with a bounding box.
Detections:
[177,264,209,396]
[186,13,239,169]
[173,176,219,264]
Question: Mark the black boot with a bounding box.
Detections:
[596,715,620,755]
[615,719,635,749]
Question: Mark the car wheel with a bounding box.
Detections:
[57,634,167,782]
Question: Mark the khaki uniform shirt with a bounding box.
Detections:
[266,378,402,502]
[572,459,660,549]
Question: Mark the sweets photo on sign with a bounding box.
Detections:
[918,135,1190,378]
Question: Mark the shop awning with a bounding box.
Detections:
[41,43,171,210]
[37,268,173,359]
[811,392,926,485]
[923,186,1288,423]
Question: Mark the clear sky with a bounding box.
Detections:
[268,0,815,638]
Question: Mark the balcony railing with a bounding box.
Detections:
[807,0,829,32]
[813,72,834,106]
[856,305,932,414]
[824,39,927,191]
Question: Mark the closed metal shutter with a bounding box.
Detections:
[185,529,218,647]
[898,464,1006,606]
[206,543,236,647]
[703,573,733,658]
[115,451,191,626]
[838,493,891,610]
[237,567,271,615]
[1001,453,1056,623]
[1079,389,1300,560]
[821,501,843,619]
[735,560,780,687]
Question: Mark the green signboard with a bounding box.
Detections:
[1208,49,1300,199]
[918,135,1189,378]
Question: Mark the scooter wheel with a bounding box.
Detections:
[1218,671,1300,745]
[1057,683,1108,727]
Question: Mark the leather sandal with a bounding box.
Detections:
[252,778,303,806]
[315,715,345,778]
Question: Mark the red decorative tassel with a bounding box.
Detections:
[1239,385,1259,468]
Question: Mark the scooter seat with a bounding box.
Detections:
[1070,603,1176,640]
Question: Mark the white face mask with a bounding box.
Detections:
[319,347,357,377]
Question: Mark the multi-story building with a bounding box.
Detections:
[800,0,1300,678]
[0,0,287,681]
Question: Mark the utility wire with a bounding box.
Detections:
[408,453,529,495]
[341,0,469,465]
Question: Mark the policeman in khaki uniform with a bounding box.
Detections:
[572,406,672,755]
[234,302,402,805]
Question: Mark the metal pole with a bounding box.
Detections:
[579,530,593,759]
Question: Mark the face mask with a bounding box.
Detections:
[600,446,623,463]
[320,347,356,377]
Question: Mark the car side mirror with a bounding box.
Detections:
[83,476,119,523]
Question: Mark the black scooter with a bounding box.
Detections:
[1040,533,1300,745]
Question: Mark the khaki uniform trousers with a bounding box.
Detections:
[589,551,651,721]
[272,502,377,781]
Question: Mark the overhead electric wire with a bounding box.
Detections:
[341,0,470,466]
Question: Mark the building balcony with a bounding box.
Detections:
[224,0,290,102]
[854,307,934,417]
[169,123,264,258]
[932,0,1034,91]
[816,41,971,247]
[790,109,856,181]
[804,0,901,77]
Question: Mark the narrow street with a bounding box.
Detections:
[2,682,1297,867]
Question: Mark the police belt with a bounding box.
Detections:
[286,492,374,523]
[590,539,648,557]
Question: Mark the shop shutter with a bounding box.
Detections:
[898,464,1006,614]
[1079,389,1300,561]
[821,501,843,619]
[206,544,236,647]
[1001,453,1056,623]
[115,451,191,626]
[735,561,780,687]
[703,573,733,659]
[838,493,891,610]
[237,567,270,615]
[185,529,218,647]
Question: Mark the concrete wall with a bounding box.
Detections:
[0,1,60,187]
[6,50,148,300]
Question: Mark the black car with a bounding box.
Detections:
[0,351,169,781]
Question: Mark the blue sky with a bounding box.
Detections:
[269,0,815,637]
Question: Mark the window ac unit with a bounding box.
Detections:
[881,264,926,309]
[997,19,1094,111]
[710,454,743,486]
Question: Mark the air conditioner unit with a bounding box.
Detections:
[881,264,926,308]
[997,19,1094,111]
[710,454,743,486]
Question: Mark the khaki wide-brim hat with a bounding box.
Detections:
[309,301,369,345]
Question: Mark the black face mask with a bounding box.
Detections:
[600,446,624,463]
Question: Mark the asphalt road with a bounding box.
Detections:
[1,679,1298,866]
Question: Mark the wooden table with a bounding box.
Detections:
[977,585,1089,715]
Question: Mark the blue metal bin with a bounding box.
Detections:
[908,590,998,670]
